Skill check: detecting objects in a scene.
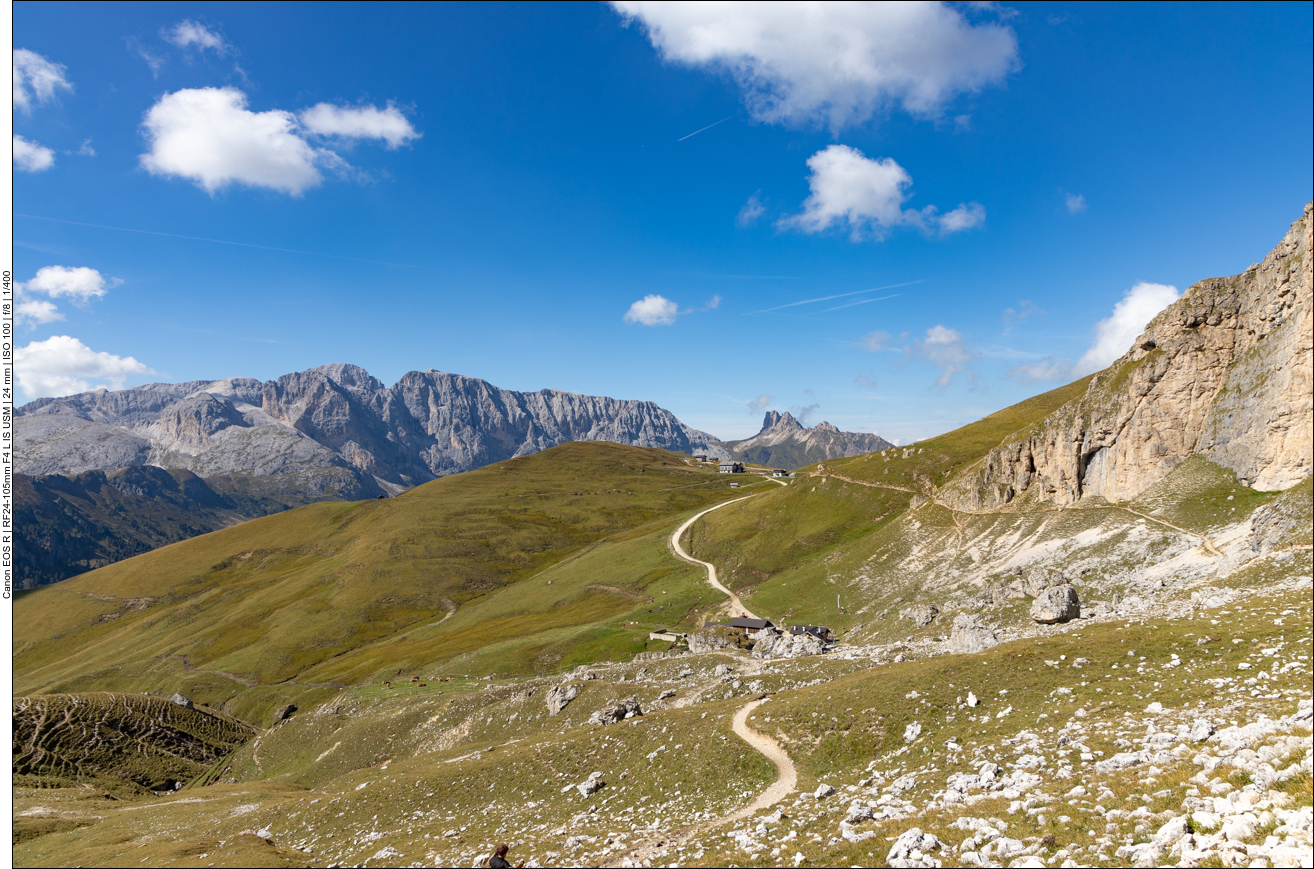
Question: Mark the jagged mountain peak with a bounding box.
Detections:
[759,410,804,433]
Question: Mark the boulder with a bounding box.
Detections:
[904,722,922,743]
[587,697,642,726]
[275,703,296,721]
[1030,585,1081,624]
[575,772,605,797]
[814,783,835,799]
[946,614,999,654]
[750,630,825,659]
[546,684,580,717]
[886,828,943,868]
[899,604,940,627]
[1190,719,1215,742]
[170,694,193,709]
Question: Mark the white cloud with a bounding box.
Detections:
[736,191,765,227]
[611,1,1019,131]
[12,48,73,112]
[164,20,227,53]
[15,336,152,399]
[935,201,986,234]
[1007,357,1070,384]
[623,294,680,326]
[140,88,420,195]
[1001,300,1042,324]
[1066,192,1087,214]
[862,330,892,351]
[299,103,420,149]
[1072,281,1180,377]
[781,145,984,240]
[16,299,64,326]
[919,324,973,386]
[747,394,773,412]
[13,134,55,172]
[22,266,113,301]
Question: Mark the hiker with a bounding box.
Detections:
[485,843,523,868]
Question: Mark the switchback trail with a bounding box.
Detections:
[670,496,760,620]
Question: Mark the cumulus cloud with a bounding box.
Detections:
[611,1,1019,132]
[747,394,773,412]
[781,145,984,240]
[15,335,152,399]
[16,299,63,326]
[164,20,227,53]
[1065,192,1087,214]
[1007,357,1070,384]
[918,324,974,386]
[736,191,765,227]
[13,48,73,112]
[139,87,419,195]
[1072,281,1180,377]
[13,134,55,172]
[623,294,680,326]
[299,102,420,148]
[22,266,113,301]
[16,266,117,327]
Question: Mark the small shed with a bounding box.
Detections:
[790,624,833,641]
[728,616,774,633]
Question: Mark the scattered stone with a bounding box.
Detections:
[845,802,874,823]
[947,614,999,654]
[1030,585,1081,624]
[899,604,940,627]
[545,684,580,716]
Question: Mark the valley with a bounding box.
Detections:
[10,205,1313,868]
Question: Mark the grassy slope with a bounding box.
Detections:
[687,377,1097,632]
[12,443,773,721]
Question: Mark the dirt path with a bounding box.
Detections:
[608,696,797,867]
[669,496,760,620]
[1116,506,1223,557]
[726,698,798,819]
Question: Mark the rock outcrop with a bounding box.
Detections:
[944,203,1312,509]
[724,411,893,469]
[545,684,580,716]
[749,629,825,659]
[899,604,940,627]
[587,698,642,726]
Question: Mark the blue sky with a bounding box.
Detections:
[11,1,1312,442]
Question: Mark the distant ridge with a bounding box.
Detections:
[725,410,893,468]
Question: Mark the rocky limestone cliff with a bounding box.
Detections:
[944,203,1312,510]
[18,366,730,491]
[727,411,893,469]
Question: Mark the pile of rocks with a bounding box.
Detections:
[587,697,642,726]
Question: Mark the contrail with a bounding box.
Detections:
[677,112,740,142]
[822,293,902,312]
[750,280,927,314]
[14,213,417,267]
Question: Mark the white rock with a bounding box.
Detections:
[814,784,836,799]
[1146,702,1164,714]
[1191,719,1216,742]
[1152,816,1189,848]
[966,692,979,708]
[886,828,943,868]
[904,721,923,743]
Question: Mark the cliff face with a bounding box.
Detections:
[726,411,894,469]
[944,203,1312,510]
[17,367,730,490]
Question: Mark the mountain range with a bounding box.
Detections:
[16,367,889,586]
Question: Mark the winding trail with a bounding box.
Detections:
[670,496,760,620]
[608,696,797,868]
[727,698,797,819]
